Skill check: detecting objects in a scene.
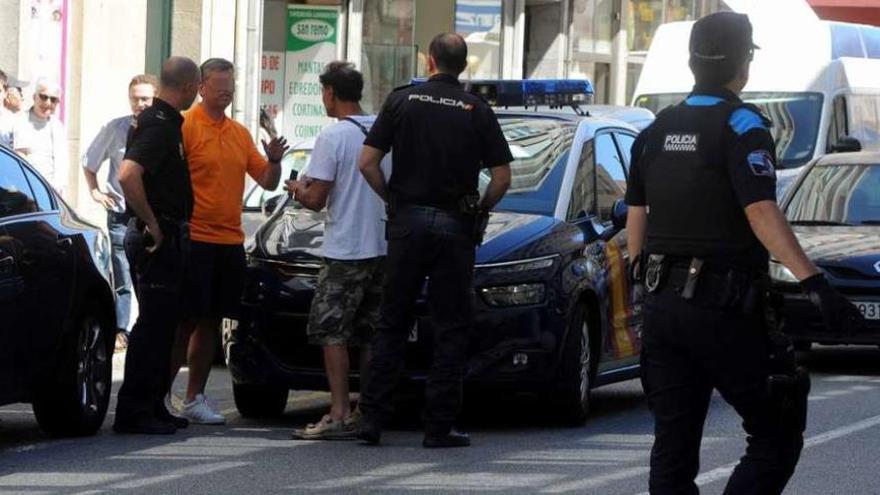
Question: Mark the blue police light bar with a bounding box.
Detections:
[410,78,594,108]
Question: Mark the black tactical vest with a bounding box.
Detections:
[640,100,764,265]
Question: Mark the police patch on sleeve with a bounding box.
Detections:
[746,150,776,177]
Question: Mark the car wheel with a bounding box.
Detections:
[232,383,288,418]
[32,309,113,437]
[552,304,592,425]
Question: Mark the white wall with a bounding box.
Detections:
[0,0,21,77]
[70,0,148,223]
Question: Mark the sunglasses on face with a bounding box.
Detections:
[38,93,60,104]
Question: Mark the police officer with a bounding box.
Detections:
[114,57,201,434]
[626,12,864,493]
[356,33,512,448]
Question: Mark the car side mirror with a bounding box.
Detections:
[828,136,862,154]
[611,199,628,230]
[262,194,284,217]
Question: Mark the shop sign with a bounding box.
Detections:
[261,51,284,132]
[284,5,339,141]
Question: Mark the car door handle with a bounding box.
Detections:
[56,237,73,247]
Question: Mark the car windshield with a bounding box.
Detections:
[243,148,312,210]
[479,117,578,216]
[786,163,880,226]
[634,92,824,168]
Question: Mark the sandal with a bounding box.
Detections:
[291,414,357,440]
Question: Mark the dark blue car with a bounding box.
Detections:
[771,152,880,349]
[0,145,117,436]
[225,85,652,424]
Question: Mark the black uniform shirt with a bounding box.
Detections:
[123,97,193,222]
[627,87,777,209]
[625,86,778,269]
[364,73,513,210]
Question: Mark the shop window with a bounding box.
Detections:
[455,0,503,79]
[571,0,614,56]
[362,0,416,113]
[628,0,698,52]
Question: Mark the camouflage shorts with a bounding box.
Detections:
[307,257,385,346]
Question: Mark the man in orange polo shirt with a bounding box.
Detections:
[171,58,288,424]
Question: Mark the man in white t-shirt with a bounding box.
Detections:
[287,62,390,440]
[13,78,69,197]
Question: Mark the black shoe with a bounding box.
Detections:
[156,406,189,429]
[357,419,382,446]
[423,429,470,448]
[113,415,177,435]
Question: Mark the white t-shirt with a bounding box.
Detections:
[12,110,69,195]
[306,116,391,260]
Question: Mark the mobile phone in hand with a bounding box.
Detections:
[289,170,298,181]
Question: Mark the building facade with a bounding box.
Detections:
[1,0,728,217]
[808,0,880,26]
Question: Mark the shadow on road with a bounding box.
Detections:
[798,345,880,376]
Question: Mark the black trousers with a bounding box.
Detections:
[641,289,803,495]
[360,205,475,434]
[115,220,189,421]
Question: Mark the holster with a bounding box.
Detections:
[458,193,488,246]
[766,332,810,435]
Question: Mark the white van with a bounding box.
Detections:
[632,18,880,193]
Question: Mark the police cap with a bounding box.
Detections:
[689,12,759,64]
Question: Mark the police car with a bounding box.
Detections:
[771,152,880,350]
[225,79,653,424]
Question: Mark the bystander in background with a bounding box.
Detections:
[12,78,69,197]
[82,73,158,351]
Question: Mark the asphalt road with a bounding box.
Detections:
[1,346,879,494]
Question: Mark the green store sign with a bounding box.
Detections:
[287,7,338,52]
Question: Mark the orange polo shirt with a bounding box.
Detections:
[182,103,268,244]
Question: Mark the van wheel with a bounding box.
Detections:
[233,383,288,418]
[551,304,593,425]
[33,309,113,437]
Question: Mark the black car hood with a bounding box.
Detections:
[791,226,880,278]
[250,205,554,264]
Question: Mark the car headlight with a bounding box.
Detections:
[475,255,557,276]
[480,283,546,307]
[769,261,798,284]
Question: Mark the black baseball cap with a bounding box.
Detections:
[689,12,759,64]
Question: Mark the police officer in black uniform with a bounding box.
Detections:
[114,57,201,434]
[626,13,864,493]
[356,33,512,448]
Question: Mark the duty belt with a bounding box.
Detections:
[644,255,766,312]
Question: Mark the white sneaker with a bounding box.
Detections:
[180,394,226,425]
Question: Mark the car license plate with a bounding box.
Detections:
[408,322,418,342]
[855,301,880,320]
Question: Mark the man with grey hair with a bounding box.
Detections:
[12,78,69,197]
[166,57,287,425]
[114,56,201,435]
